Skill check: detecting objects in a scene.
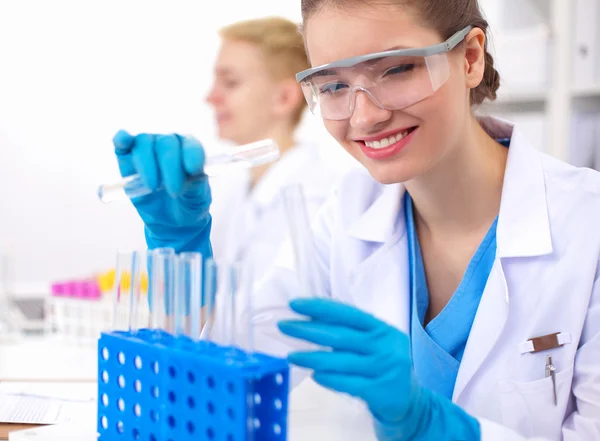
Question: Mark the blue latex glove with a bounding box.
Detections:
[277,298,481,441]
[113,130,213,259]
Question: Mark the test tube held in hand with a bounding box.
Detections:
[98,139,279,203]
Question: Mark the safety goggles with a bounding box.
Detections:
[296,26,472,121]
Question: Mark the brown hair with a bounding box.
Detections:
[219,17,310,126]
[300,0,500,105]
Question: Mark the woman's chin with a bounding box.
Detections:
[364,163,417,185]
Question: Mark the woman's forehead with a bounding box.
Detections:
[304,5,439,67]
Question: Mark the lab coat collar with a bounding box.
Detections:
[345,183,405,243]
[484,117,553,258]
[345,117,553,258]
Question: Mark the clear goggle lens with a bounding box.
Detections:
[300,52,451,121]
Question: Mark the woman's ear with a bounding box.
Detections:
[272,78,304,120]
[463,28,486,90]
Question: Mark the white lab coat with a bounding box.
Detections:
[248,117,600,441]
[209,141,343,282]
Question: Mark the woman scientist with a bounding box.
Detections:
[112,0,600,440]
[205,17,342,280]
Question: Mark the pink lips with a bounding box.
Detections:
[358,127,418,160]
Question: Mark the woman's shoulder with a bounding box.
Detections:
[535,152,600,258]
[540,151,600,201]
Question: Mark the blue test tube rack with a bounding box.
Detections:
[97,329,290,441]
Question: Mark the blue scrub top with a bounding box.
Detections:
[406,138,508,400]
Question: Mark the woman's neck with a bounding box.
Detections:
[405,116,508,237]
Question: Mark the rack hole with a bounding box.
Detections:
[118,352,126,365]
[187,371,195,384]
[101,416,108,429]
[207,428,215,439]
[254,393,262,405]
[274,398,282,410]
[187,396,195,409]
[168,391,176,403]
[151,386,159,398]
[275,374,283,385]
[134,404,141,417]
[273,424,282,435]
[149,435,157,441]
[134,356,143,370]
[168,366,177,378]
[253,418,261,429]
[152,361,159,374]
[207,376,215,389]
[227,408,235,420]
[227,435,234,441]
[167,416,176,428]
[101,347,109,361]
[118,375,126,388]
[134,380,142,393]
[117,398,125,412]
[101,394,109,407]
[186,421,195,434]
[116,421,124,434]
[132,428,140,439]
[150,410,159,422]
[207,401,215,414]
[227,382,235,394]
[101,371,109,384]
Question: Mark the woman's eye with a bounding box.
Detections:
[384,64,416,76]
[319,82,348,94]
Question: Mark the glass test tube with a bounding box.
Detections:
[202,258,217,345]
[177,252,203,340]
[113,250,135,331]
[238,259,255,358]
[212,261,239,355]
[130,250,148,332]
[280,183,328,298]
[98,139,279,203]
[149,247,176,334]
[207,259,257,359]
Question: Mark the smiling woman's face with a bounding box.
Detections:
[303,5,474,185]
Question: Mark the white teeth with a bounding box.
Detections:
[364,130,410,149]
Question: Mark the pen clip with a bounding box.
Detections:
[545,355,557,406]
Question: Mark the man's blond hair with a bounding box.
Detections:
[219,17,309,127]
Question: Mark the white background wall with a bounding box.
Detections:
[2,0,598,290]
[0,0,343,290]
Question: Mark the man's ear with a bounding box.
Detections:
[272,78,304,119]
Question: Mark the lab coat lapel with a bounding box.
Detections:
[452,259,508,402]
[346,184,411,334]
[453,119,553,402]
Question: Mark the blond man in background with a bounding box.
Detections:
[206,17,341,281]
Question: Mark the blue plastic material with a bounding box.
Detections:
[97,329,290,441]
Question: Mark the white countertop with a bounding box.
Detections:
[0,336,97,382]
[2,336,378,441]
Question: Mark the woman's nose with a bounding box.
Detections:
[349,89,392,130]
